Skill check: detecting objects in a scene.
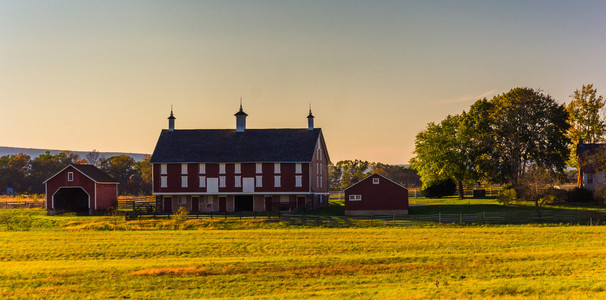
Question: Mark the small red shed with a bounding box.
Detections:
[44,164,119,215]
[344,173,408,216]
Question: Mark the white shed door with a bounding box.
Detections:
[243,177,255,193]
[207,178,219,193]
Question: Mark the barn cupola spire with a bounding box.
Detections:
[168,105,176,132]
[307,104,314,131]
[235,98,248,132]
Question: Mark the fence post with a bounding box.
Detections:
[590,217,593,226]
[438,212,441,224]
[268,211,271,219]
[225,212,227,219]
[460,213,463,224]
[483,211,486,225]
[393,214,396,225]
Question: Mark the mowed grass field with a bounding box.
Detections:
[1,225,606,299]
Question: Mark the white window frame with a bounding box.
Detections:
[317,163,320,175]
[349,194,362,201]
[319,163,322,175]
[295,175,302,187]
[235,176,241,188]
[199,163,205,174]
[67,172,74,182]
[219,163,226,174]
[178,196,187,205]
[373,178,380,184]
[181,176,188,188]
[235,163,241,174]
[320,176,322,188]
[280,195,289,203]
[181,163,188,174]
[160,164,167,175]
[219,176,226,188]
[161,176,167,188]
[274,176,281,187]
[256,163,262,174]
[274,163,280,174]
[295,163,302,174]
[199,176,206,188]
[256,175,263,187]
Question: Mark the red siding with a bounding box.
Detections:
[153,162,310,194]
[345,174,408,212]
[96,183,118,209]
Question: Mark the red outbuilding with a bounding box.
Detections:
[44,164,119,215]
[344,173,408,216]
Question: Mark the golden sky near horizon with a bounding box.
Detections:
[2,1,606,164]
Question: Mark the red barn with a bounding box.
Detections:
[44,164,119,215]
[150,105,330,213]
[344,173,408,216]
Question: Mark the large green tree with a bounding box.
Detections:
[566,84,605,187]
[410,114,478,199]
[567,84,606,144]
[488,88,570,194]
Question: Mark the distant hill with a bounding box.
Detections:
[0,146,149,162]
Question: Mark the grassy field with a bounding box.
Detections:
[1,225,605,299]
[1,197,605,299]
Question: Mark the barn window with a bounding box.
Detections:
[178,197,187,205]
[274,176,281,187]
[161,164,167,175]
[199,163,205,174]
[181,164,188,174]
[219,176,226,187]
[235,176,241,188]
[320,176,322,188]
[295,163,302,174]
[235,163,241,174]
[67,172,74,182]
[373,178,380,184]
[199,176,206,188]
[587,173,594,184]
[295,176,302,187]
[181,176,188,188]
[219,163,226,174]
[349,195,362,201]
[280,195,289,203]
[161,176,167,188]
[274,163,280,174]
[256,175,263,187]
[256,163,262,174]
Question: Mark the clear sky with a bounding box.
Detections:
[2,1,606,164]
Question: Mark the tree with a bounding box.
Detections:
[100,155,138,195]
[135,155,152,195]
[567,84,606,144]
[0,154,31,194]
[86,150,102,167]
[566,84,606,187]
[488,88,570,194]
[410,114,477,199]
[371,163,420,188]
[27,152,75,194]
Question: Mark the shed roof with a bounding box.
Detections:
[150,128,325,163]
[344,173,408,191]
[43,164,118,184]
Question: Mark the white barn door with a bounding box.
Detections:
[243,177,255,193]
[207,178,219,193]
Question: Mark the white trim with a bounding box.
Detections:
[45,183,49,209]
[67,172,74,182]
[343,173,408,191]
[199,163,206,174]
[51,186,91,211]
[349,194,362,201]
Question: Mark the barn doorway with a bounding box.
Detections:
[53,188,89,215]
[235,195,253,211]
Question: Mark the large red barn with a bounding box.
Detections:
[149,105,331,213]
[44,164,119,215]
[344,173,408,216]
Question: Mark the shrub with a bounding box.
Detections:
[593,185,606,206]
[421,179,456,198]
[540,187,567,205]
[567,187,594,203]
[497,187,517,206]
[172,206,190,223]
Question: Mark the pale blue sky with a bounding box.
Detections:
[2,1,606,164]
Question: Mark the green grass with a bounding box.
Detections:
[1,226,606,299]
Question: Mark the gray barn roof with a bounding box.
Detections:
[150,128,324,163]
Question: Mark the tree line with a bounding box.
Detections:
[0,150,151,196]
[329,160,420,191]
[411,85,605,206]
